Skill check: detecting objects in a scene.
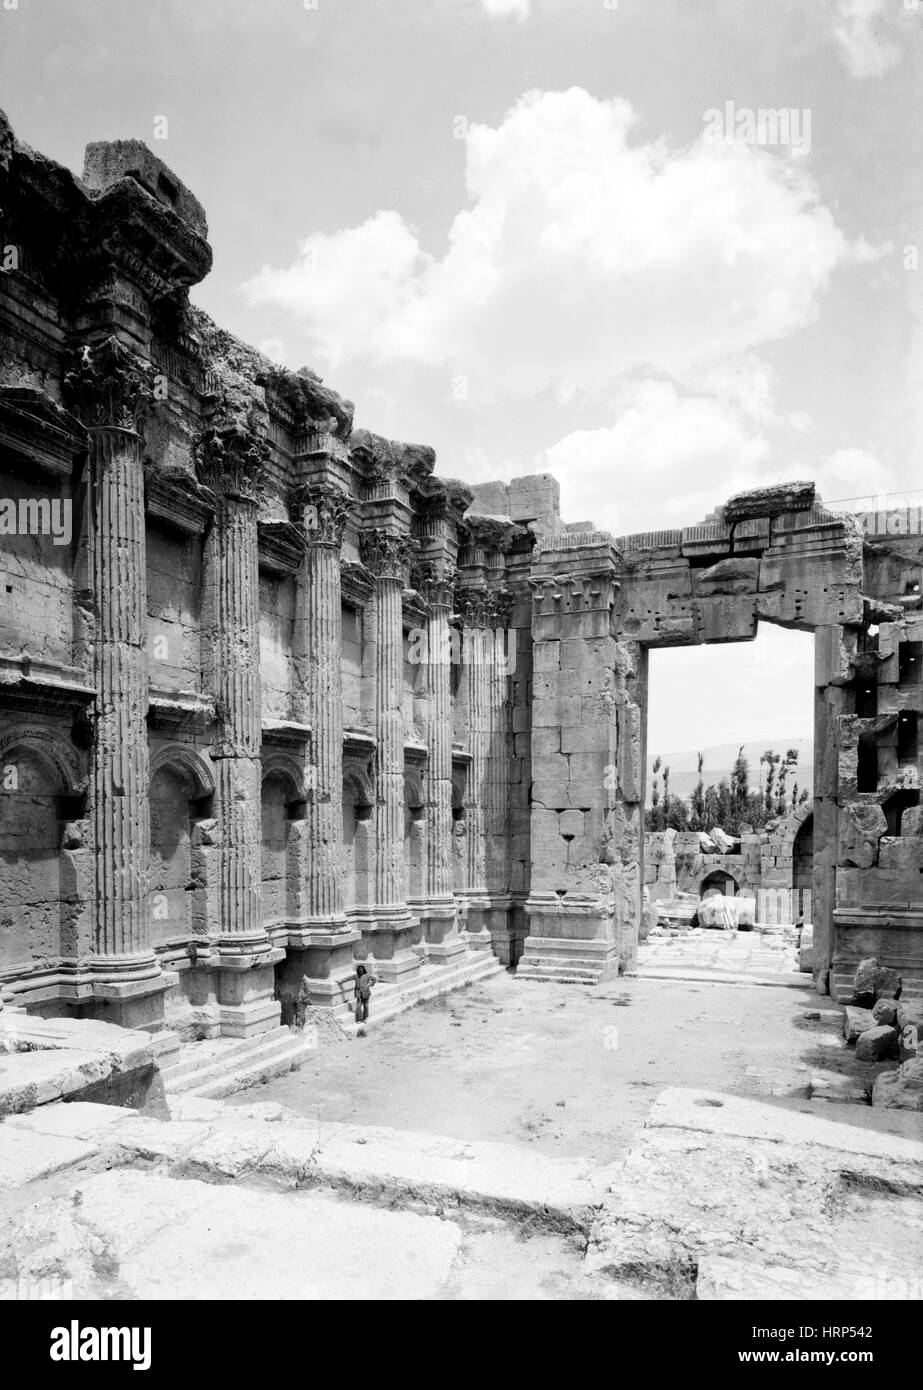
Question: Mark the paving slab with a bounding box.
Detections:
[110,1111,614,1232]
[0,1127,100,1189]
[0,1168,463,1301]
[0,1049,115,1116]
[5,1101,139,1140]
[586,1087,923,1299]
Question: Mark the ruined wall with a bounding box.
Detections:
[0,113,516,1035]
[1,110,920,1029]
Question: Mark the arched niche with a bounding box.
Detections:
[404,766,426,902]
[0,727,85,970]
[343,761,373,911]
[149,744,214,947]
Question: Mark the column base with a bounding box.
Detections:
[355,906,423,984]
[83,953,171,1031]
[275,922,361,1021]
[518,892,619,983]
[461,894,513,957]
[207,938,285,1038]
[418,898,467,965]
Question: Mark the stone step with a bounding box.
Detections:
[338,953,501,1034]
[162,1029,302,1096]
[159,1026,292,1087]
[181,1035,317,1100]
[516,963,601,985]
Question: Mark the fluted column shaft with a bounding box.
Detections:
[425,600,454,903]
[485,627,511,894]
[374,572,406,908]
[63,337,158,986]
[197,427,270,956]
[206,491,263,943]
[293,484,352,924]
[464,625,490,897]
[89,426,151,958]
[360,530,414,916]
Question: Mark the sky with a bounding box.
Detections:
[1,0,920,746]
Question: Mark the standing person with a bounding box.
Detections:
[354,963,376,1024]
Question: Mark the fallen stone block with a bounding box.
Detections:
[855,1025,900,1062]
[843,1005,875,1043]
[852,957,902,1008]
[897,1001,923,1033]
[872,999,899,1027]
[872,1058,923,1111]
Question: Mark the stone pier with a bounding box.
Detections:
[519,540,624,983]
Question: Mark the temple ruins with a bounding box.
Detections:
[1,118,922,1059]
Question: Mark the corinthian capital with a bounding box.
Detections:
[456,585,513,629]
[292,481,353,548]
[359,528,415,581]
[196,425,270,505]
[412,560,456,611]
[63,336,157,433]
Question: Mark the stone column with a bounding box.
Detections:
[63,337,168,1030]
[414,562,466,963]
[359,528,420,982]
[457,587,512,951]
[280,480,361,1011]
[197,425,283,1037]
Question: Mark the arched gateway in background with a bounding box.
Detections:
[1,120,921,1048]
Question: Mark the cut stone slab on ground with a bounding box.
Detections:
[586,1087,923,1300]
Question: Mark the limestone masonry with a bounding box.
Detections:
[1,117,921,1045]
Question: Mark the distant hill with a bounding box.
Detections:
[645,739,813,805]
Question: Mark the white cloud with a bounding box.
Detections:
[539,384,894,537]
[815,446,894,504]
[481,0,531,15]
[542,381,773,536]
[831,0,903,79]
[243,88,868,403]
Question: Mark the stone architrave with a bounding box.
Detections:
[359,527,421,983]
[63,337,168,1029]
[197,421,283,1037]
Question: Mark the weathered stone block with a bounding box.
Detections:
[842,1005,875,1042]
[872,1057,923,1110]
[837,803,886,869]
[852,957,902,1006]
[871,998,898,1026]
[855,1025,899,1062]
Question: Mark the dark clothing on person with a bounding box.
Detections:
[354,966,375,1023]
